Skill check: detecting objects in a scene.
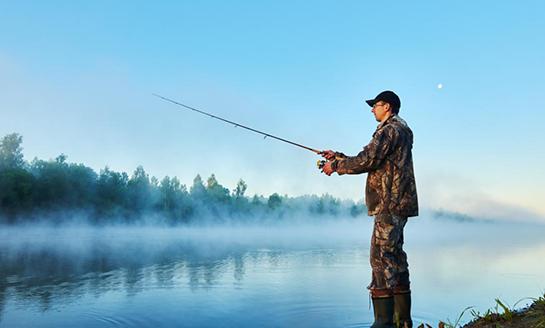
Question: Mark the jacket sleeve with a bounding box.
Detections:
[335,126,396,175]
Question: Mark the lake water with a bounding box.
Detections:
[1,216,544,327]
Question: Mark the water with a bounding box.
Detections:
[1,217,544,327]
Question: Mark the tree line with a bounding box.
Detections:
[0,133,365,224]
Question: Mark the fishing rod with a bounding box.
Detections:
[153,93,322,154]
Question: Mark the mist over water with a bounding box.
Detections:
[1,216,545,327]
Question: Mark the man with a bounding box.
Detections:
[320,90,418,328]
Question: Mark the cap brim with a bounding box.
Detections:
[365,99,375,107]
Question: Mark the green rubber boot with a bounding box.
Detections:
[394,292,412,328]
[371,296,395,328]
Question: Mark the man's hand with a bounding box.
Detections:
[321,161,335,176]
[319,150,336,161]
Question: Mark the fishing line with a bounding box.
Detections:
[153,93,321,154]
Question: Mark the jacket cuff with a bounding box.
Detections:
[331,160,338,172]
[334,152,347,160]
[333,159,346,175]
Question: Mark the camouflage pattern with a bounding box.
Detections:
[368,214,410,296]
[334,115,418,217]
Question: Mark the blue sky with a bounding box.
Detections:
[1,1,544,220]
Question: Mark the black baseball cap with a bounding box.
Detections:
[365,90,401,111]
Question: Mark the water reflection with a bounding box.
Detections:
[2,237,241,302]
[0,223,369,314]
[0,219,544,327]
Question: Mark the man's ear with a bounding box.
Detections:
[384,103,392,113]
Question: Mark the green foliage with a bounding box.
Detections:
[233,179,247,198]
[468,298,516,323]
[446,295,545,327]
[0,133,25,170]
[206,174,230,203]
[190,174,206,198]
[310,194,340,216]
[158,176,192,223]
[95,167,129,216]
[0,133,366,224]
[0,167,35,219]
[442,306,474,328]
[534,294,545,308]
[496,298,514,321]
[267,193,282,210]
[350,203,365,217]
[231,179,249,217]
[127,166,152,215]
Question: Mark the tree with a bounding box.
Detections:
[0,167,35,219]
[172,177,193,222]
[0,133,367,224]
[127,166,151,216]
[158,176,193,223]
[159,176,174,211]
[190,174,206,197]
[232,179,247,198]
[206,174,230,203]
[95,167,128,216]
[0,133,24,170]
[29,157,70,209]
[64,162,97,209]
[267,193,282,210]
[251,195,263,207]
[350,204,365,217]
[321,194,340,216]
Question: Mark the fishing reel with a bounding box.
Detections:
[317,152,343,171]
[317,160,327,170]
[316,150,336,170]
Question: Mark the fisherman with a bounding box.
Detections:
[320,90,418,328]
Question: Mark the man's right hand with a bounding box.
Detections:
[319,150,336,160]
[321,161,335,176]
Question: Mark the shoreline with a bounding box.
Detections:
[461,297,545,327]
[427,294,545,328]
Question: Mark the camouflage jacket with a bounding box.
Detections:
[334,115,418,217]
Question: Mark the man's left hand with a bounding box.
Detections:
[321,161,335,176]
[319,150,336,160]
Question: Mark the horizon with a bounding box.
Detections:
[3,131,543,225]
[1,1,544,222]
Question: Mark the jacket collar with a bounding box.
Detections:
[377,114,397,130]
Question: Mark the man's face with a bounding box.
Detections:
[371,101,391,122]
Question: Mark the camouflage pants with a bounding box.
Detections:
[368,214,410,297]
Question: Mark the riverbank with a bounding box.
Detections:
[430,294,545,328]
[461,296,545,327]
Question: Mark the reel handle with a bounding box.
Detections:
[317,160,326,170]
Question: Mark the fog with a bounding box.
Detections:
[1,214,544,327]
[2,214,543,283]
[3,133,545,326]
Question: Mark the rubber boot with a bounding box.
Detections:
[394,292,412,328]
[371,296,395,328]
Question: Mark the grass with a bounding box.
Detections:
[431,293,545,328]
[439,306,474,328]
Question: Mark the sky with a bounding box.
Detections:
[1,1,544,221]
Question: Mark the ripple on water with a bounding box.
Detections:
[244,298,371,328]
[84,310,163,328]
